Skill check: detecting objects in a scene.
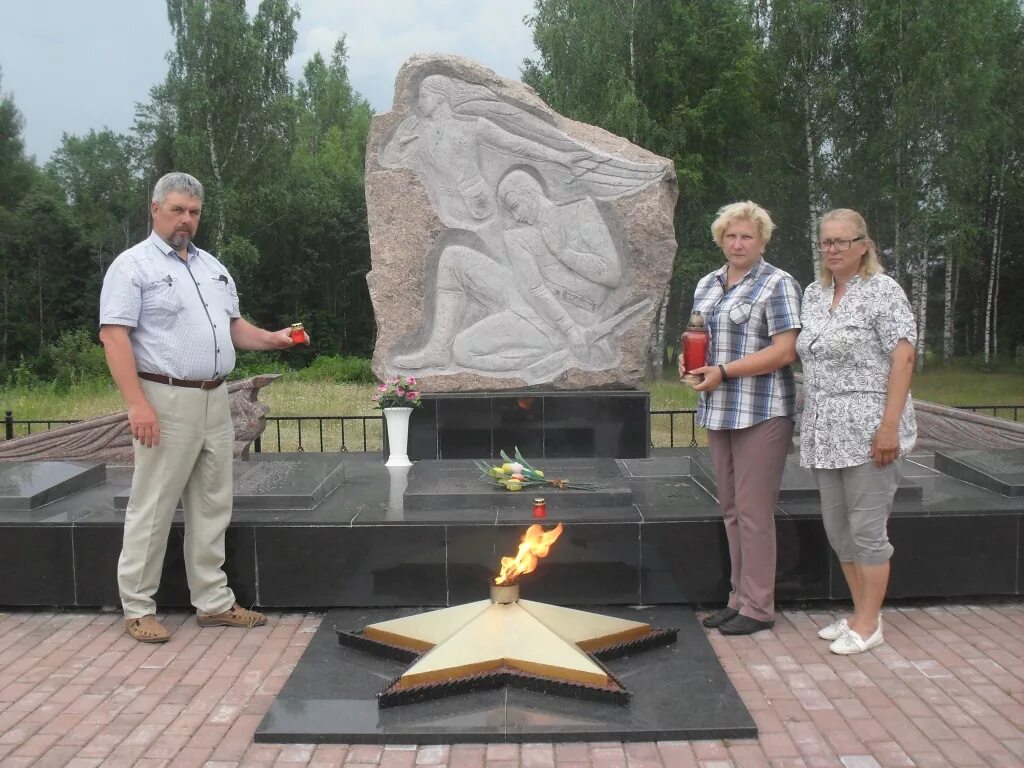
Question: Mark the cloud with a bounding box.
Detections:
[290,0,538,111]
[0,0,539,160]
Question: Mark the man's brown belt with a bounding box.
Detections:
[137,371,225,390]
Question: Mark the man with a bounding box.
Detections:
[99,172,308,643]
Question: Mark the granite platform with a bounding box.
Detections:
[0,449,1022,609]
[254,605,755,744]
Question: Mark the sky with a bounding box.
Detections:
[0,0,540,163]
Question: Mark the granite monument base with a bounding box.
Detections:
[1,450,1022,609]
[255,605,755,744]
[404,391,651,461]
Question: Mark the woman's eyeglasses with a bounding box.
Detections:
[817,236,865,253]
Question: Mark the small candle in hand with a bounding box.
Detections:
[290,322,308,345]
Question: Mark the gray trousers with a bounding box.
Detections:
[118,379,237,618]
[708,417,794,622]
[812,460,901,565]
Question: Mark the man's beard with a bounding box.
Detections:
[169,230,191,249]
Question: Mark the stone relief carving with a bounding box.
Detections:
[391,169,651,380]
[379,74,668,230]
[367,56,678,391]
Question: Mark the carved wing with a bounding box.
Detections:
[457,97,670,201]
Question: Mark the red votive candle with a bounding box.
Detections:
[681,311,709,382]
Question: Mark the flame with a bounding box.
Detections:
[494,523,564,585]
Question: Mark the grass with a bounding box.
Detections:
[908,367,1024,406]
[0,362,1020,450]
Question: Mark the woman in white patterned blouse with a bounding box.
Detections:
[796,209,917,655]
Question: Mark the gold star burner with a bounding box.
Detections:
[337,524,677,707]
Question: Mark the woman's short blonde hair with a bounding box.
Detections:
[711,201,776,248]
[818,208,884,285]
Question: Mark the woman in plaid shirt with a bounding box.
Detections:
[683,201,802,636]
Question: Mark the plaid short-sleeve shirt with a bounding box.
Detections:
[691,259,802,431]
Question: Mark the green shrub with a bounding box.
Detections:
[291,355,374,383]
[230,350,290,380]
[48,329,110,391]
[8,356,38,389]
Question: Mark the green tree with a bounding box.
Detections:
[155,0,300,270]
[247,38,374,356]
[48,129,149,284]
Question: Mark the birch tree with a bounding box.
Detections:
[157,0,299,266]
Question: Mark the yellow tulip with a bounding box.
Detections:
[505,479,523,491]
[534,470,544,477]
[501,463,514,473]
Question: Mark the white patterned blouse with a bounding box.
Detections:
[796,273,917,469]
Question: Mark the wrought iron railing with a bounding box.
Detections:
[1,409,703,450]
[3,404,1021,451]
[253,415,384,453]
[954,404,1023,421]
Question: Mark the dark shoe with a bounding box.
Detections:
[719,614,775,635]
[701,607,739,628]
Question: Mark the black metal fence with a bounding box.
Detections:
[3,403,1022,452]
[1,408,704,450]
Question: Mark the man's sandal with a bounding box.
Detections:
[125,615,171,643]
[196,603,266,628]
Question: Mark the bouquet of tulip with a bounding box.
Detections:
[371,376,423,409]
[475,447,599,492]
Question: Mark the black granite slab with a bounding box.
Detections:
[255,525,448,607]
[404,458,632,510]
[112,454,346,511]
[0,461,106,511]
[0,524,75,605]
[934,449,1024,497]
[408,391,651,460]
[884,514,1019,598]
[255,605,756,744]
[72,524,257,609]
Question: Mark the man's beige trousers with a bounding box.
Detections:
[118,379,236,619]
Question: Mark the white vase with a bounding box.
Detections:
[383,407,413,467]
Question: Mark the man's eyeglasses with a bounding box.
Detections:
[817,236,865,253]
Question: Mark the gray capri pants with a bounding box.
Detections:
[812,460,901,565]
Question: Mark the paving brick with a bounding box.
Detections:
[450,744,486,768]
[2,607,1024,767]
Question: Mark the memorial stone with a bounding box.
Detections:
[366,55,678,391]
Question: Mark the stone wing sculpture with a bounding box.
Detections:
[367,55,678,391]
[0,374,279,465]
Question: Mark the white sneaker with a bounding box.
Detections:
[829,621,884,655]
[817,617,848,641]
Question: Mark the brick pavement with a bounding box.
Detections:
[2,605,1023,767]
